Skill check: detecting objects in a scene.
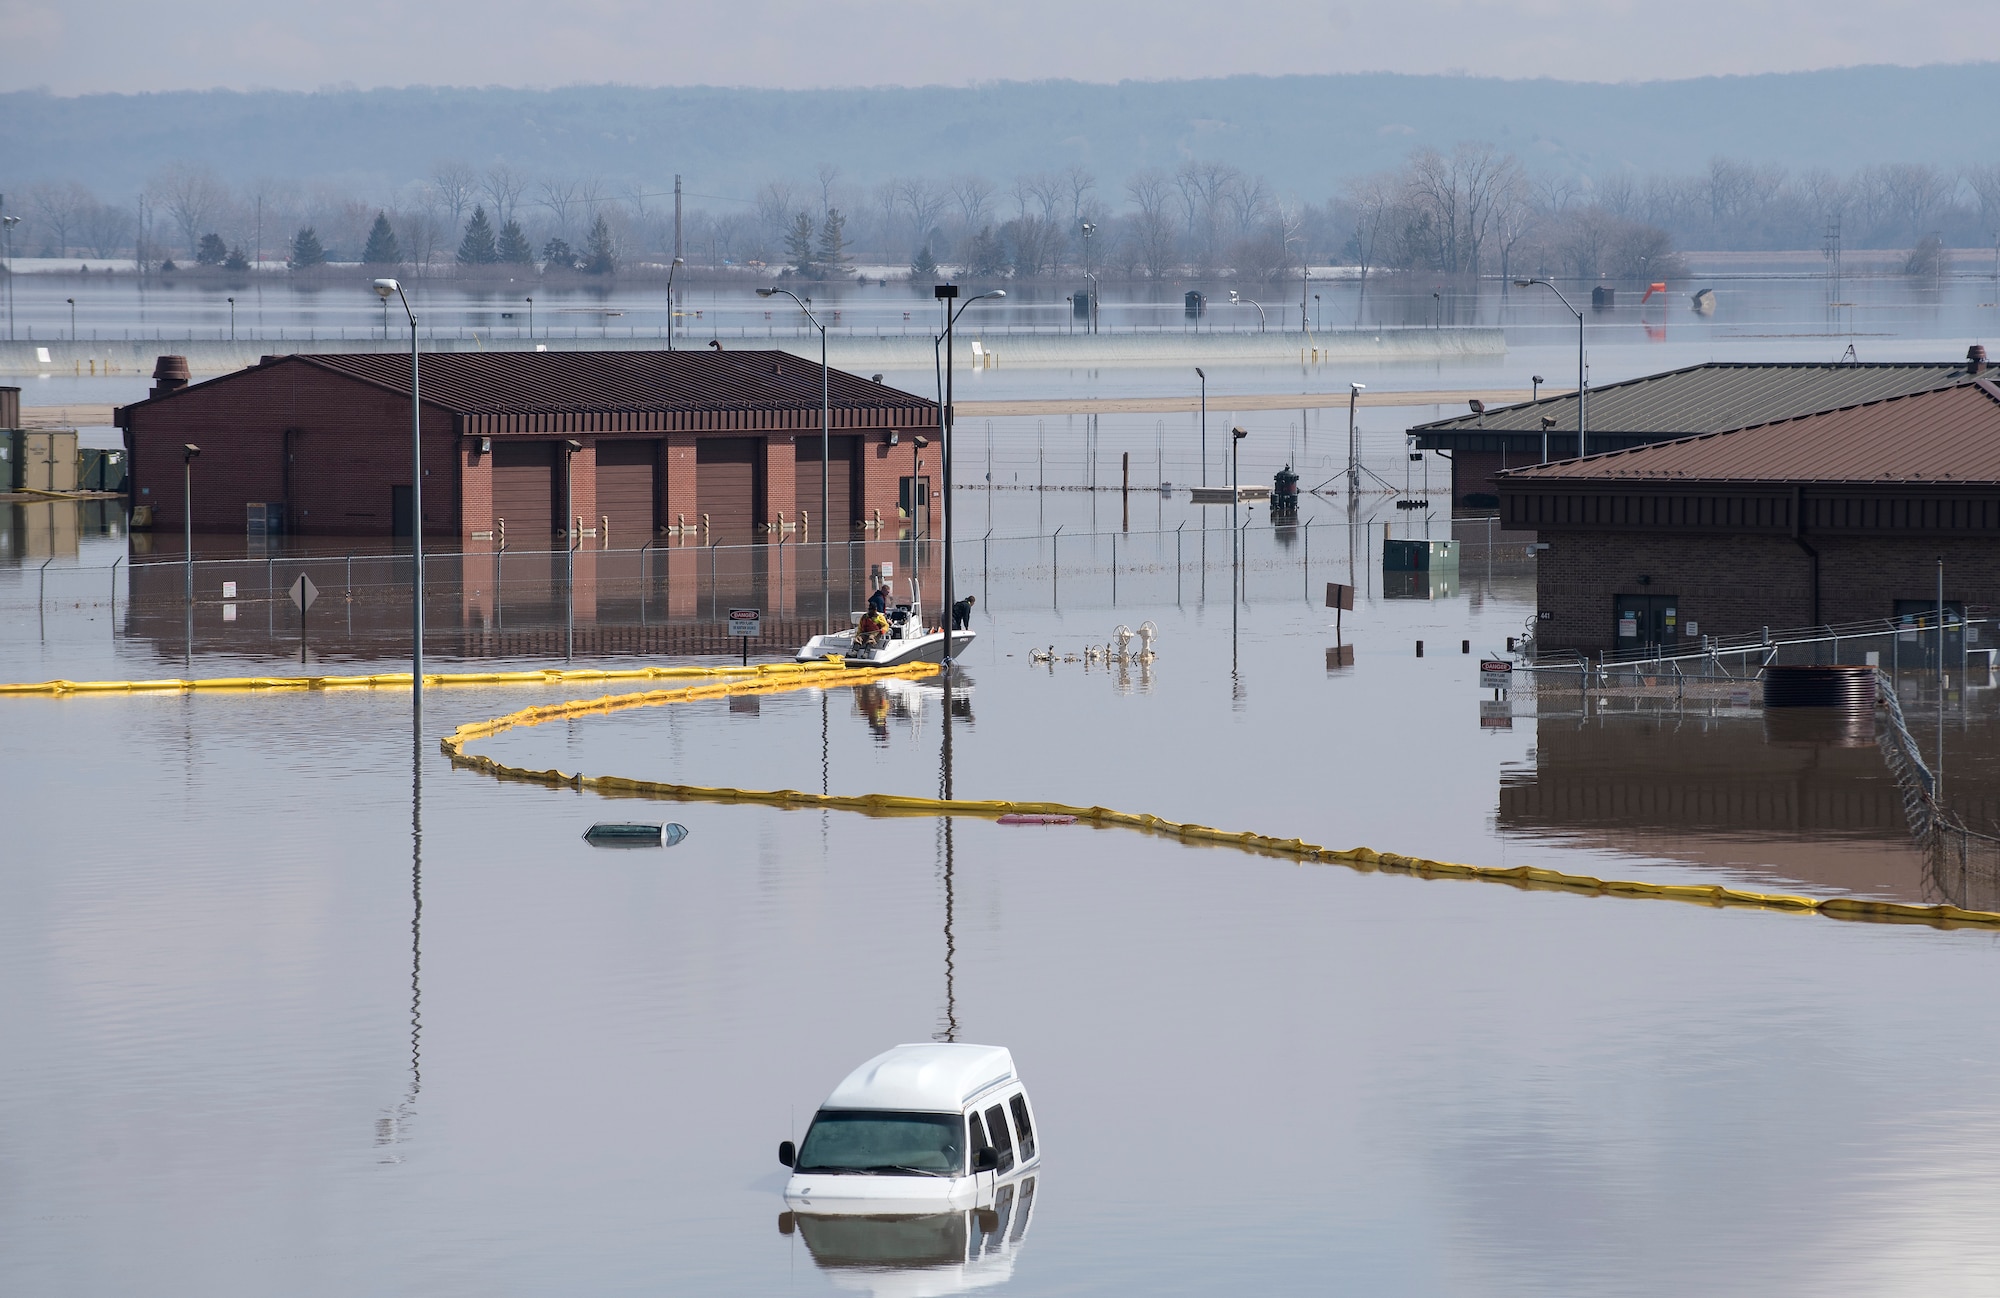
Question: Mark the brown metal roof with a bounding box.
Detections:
[1412,360,1979,443]
[1500,381,2000,484]
[295,349,929,416]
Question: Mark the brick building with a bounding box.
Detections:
[1497,380,2000,653]
[1413,356,1987,512]
[115,350,941,543]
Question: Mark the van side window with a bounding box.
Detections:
[983,1104,1016,1173]
[967,1111,987,1170]
[1009,1094,1036,1161]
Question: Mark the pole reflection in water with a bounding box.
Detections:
[936,703,958,1044]
[379,721,424,1158]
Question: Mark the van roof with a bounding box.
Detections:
[824,1043,1017,1112]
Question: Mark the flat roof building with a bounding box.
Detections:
[115,349,940,544]
[1496,379,2000,653]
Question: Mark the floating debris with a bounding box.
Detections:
[583,822,691,848]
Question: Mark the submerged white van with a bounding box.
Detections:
[779,1043,1040,1214]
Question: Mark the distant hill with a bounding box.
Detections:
[4,65,1995,199]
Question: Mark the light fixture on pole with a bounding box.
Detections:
[1,207,18,340]
[758,286,834,634]
[1347,382,1365,498]
[1196,367,1208,487]
[665,257,685,350]
[933,282,1006,669]
[1228,289,1266,333]
[1515,279,1586,457]
[1231,426,1248,534]
[181,443,201,603]
[524,296,533,340]
[67,297,75,341]
[372,277,425,716]
[227,296,236,342]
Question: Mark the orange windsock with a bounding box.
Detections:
[1640,281,1667,303]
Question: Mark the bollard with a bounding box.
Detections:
[1506,636,1516,652]
[1416,640,1424,657]
[1462,640,1470,654]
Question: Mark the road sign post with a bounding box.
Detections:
[288,574,319,664]
[1325,581,1354,641]
[727,607,761,666]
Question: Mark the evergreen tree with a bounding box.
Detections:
[456,206,499,265]
[784,211,816,278]
[817,207,850,276]
[361,212,402,265]
[964,225,1007,277]
[223,245,250,271]
[287,226,326,270]
[909,242,939,281]
[583,214,616,275]
[196,233,228,265]
[497,219,534,265]
[541,237,577,271]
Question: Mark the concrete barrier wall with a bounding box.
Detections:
[0,327,1503,380]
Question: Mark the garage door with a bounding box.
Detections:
[795,435,858,534]
[696,437,761,534]
[492,441,555,546]
[596,440,657,549]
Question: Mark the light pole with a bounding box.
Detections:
[1229,289,1265,333]
[66,297,75,340]
[1314,293,1322,332]
[182,443,201,602]
[934,283,1007,666]
[372,278,425,713]
[563,438,582,662]
[758,286,834,633]
[1231,426,1247,532]
[1196,367,1208,487]
[2,207,19,340]
[227,296,236,342]
[665,257,685,350]
[1347,382,1364,497]
[524,296,533,340]
[1516,279,1586,458]
[1083,270,1099,335]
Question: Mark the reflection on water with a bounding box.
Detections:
[1501,694,2000,907]
[784,1176,1036,1297]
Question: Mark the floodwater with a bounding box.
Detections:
[10,285,2000,1293]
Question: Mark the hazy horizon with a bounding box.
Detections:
[4,0,1992,95]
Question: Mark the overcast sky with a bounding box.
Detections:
[1,0,1986,95]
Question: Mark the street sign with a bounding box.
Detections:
[288,575,319,612]
[1479,658,1514,686]
[726,607,761,637]
[1324,582,1354,611]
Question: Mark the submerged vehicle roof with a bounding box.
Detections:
[825,1044,1018,1112]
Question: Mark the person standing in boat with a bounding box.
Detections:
[868,584,891,616]
[952,594,976,631]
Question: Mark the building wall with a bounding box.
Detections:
[1536,529,2000,651]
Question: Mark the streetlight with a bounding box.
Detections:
[1347,382,1365,497]
[1231,426,1248,532]
[758,286,834,633]
[1196,367,1208,487]
[1314,293,1322,332]
[562,438,582,662]
[1083,270,1099,335]
[227,296,236,342]
[1515,279,1586,458]
[181,443,201,602]
[1229,289,1265,332]
[1,206,18,339]
[933,282,1007,668]
[524,296,533,340]
[665,257,685,350]
[66,297,75,341]
[372,277,425,714]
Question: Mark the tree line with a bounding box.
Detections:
[8,150,1998,282]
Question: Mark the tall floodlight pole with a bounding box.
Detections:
[182,444,201,602]
[1347,382,1365,498]
[758,287,834,632]
[1516,279,1586,457]
[373,278,424,717]
[665,257,685,350]
[1,206,19,340]
[1196,367,1208,487]
[933,284,1007,668]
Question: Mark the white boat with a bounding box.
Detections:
[797,577,976,667]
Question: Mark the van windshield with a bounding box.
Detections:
[795,1110,964,1176]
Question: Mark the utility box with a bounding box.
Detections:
[7,430,78,491]
[1072,291,1094,321]
[1383,538,1459,572]
[246,502,287,535]
[78,448,127,493]
[1184,290,1207,319]
[1591,286,1616,309]
[0,386,19,430]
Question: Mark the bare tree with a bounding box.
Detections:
[1967,164,2000,238]
[482,164,528,229]
[79,200,134,259]
[892,177,950,251]
[1873,162,1955,240]
[28,181,91,258]
[1125,169,1179,278]
[1344,173,1395,323]
[538,177,581,243]
[1062,165,1097,223]
[756,180,802,250]
[949,173,995,231]
[815,163,841,218]
[431,160,478,227]
[146,161,231,255]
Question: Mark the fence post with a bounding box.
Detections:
[1051,525,1063,609]
[111,554,123,613]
